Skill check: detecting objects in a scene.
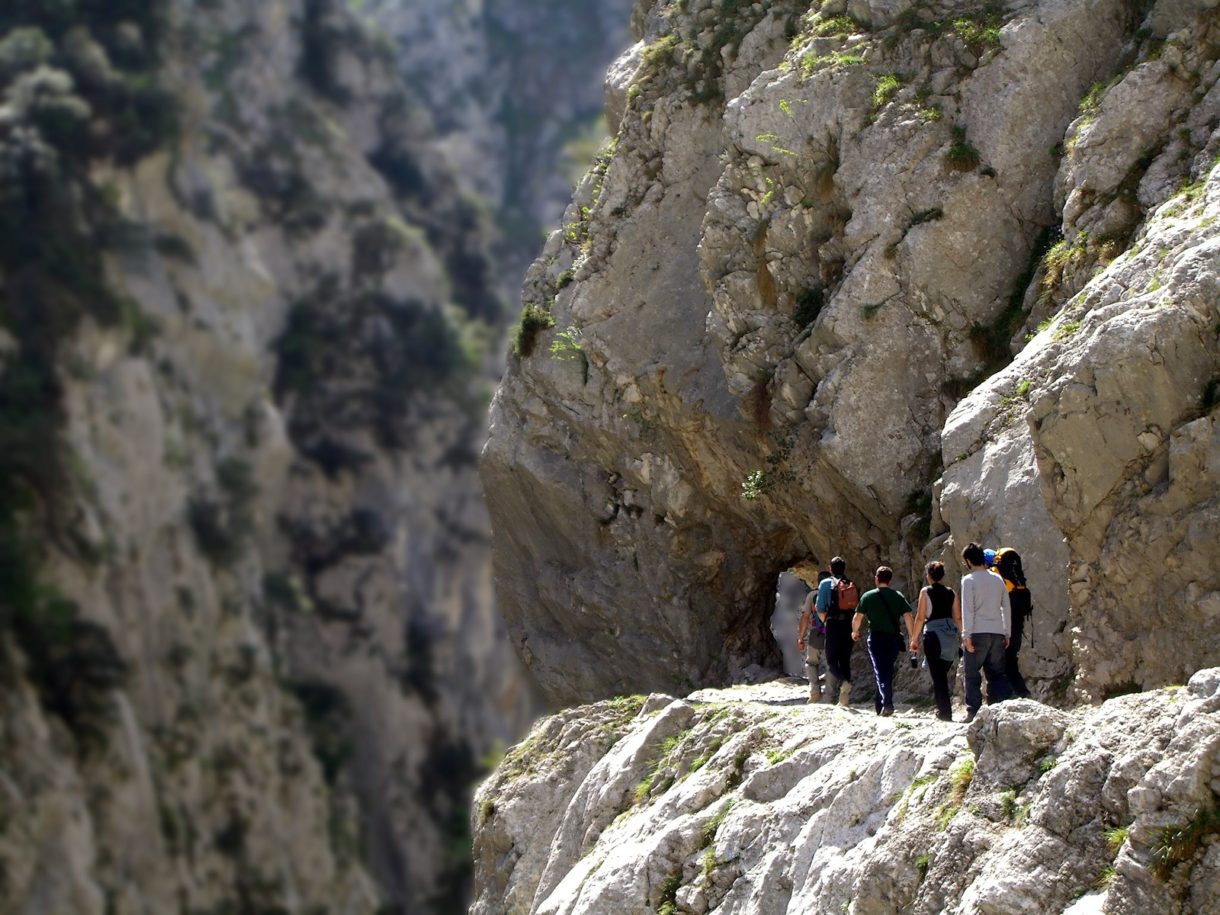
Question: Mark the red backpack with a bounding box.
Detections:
[831,577,860,615]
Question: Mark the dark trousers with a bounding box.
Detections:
[923,631,954,720]
[825,618,854,684]
[1005,611,1030,697]
[964,632,1013,713]
[866,631,904,713]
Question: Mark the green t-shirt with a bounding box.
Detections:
[857,587,912,634]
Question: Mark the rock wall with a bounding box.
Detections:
[472,671,1220,914]
[0,0,630,912]
[482,0,1220,706]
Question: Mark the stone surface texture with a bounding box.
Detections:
[482,0,1220,705]
[473,670,1220,914]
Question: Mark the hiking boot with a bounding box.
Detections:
[824,676,840,704]
[880,707,894,717]
[936,712,953,722]
[806,693,821,704]
[964,709,977,723]
[838,682,852,707]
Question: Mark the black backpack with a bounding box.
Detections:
[995,548,1032,619]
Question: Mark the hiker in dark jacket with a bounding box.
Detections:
[852,566,915,717]
[910,561,962,721]
[988,547,1033,698]
[816,557,857,707]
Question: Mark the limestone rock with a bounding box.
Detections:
[473,675,1220,914]
[483,0,1220,708]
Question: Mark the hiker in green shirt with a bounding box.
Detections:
[851,566,915,717]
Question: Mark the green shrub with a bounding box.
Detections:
[871,74,901,110]
[946,126,981,171]
[513,302,556,358]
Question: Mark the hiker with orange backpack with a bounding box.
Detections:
[816,557,859,706]
[987,547,1033,698]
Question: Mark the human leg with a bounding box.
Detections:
[963,638,985,718]
[923,631,953,720]
[824,619,853,704]
[980,633,1014,704]
[804,644,824,701]
[868,632,901,714]
[1005,611,1030,697]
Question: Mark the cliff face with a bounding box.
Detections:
[0,1,627,912]
[481,0,1220,706]
[471,671,1220,914]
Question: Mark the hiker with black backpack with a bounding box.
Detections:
[989,547,1033,699]
[852,566,916,717]
[815,557,859,706]
[796,571,830,703]
[961,542,1014,722]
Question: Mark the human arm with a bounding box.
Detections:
[1000,580,1011,647]
[911,588,928,652]
[961,575,975,653]
[797,593,813,649]
[851,609,865,641]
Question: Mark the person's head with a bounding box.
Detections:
[875,566,893,585]
[983,548,997,567]
[925,560,945,583]
[830,556,846,577]
[962,542,986,568]
[817,570,831,582]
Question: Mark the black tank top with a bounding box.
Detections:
[924,583,955,621]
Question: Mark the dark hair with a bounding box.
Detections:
[817,571,831,581]
[830,556,846,577]
[925,560,945,582]
[875,566,893,584]
[962,542,985,567]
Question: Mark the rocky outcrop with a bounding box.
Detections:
[472,670,1220,914]
[482,0,1220,705]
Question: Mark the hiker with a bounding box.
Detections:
[991,547,1033,698]
[910,561,961,721]
[796,571,830,703]
[961,542,1013,722]
[816,557,858,706]
[852,566,916,717]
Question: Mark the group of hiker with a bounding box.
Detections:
[795,544,1033,722]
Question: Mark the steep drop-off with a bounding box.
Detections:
[0,0,628,912]
[482,0,1220,705]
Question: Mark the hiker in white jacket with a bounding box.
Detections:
[960,541,1014,722]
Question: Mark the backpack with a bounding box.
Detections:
[994,547,1033,618]
[830,576,860,617]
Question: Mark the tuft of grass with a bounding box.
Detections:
[1052,320,1082,342]
[814,16,860,37]
[1096,864,1116,888]
[799,50,865,78]
[946,125,981,171]
[656,872,683,915]
[915,853,930,881]
[1000,788,1019,822]
[1153,807,1220,878]
[871,74,901,111]
[1106,824,1130,853]
[1037,756,1057,775]
[702,800,736,846]
[949,753,975,805]
[513,302,555,357]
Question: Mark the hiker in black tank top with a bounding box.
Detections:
[911,561,962,722]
